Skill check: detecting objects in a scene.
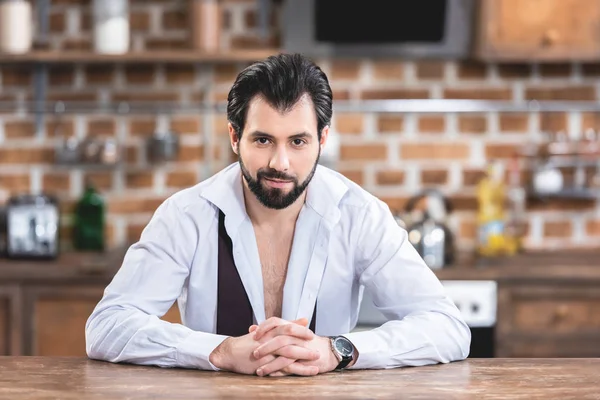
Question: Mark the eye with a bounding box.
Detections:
[255,137,271,145]
[292,138,306,147]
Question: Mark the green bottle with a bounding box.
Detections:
[73,182,105,251]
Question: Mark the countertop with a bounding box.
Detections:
[0,357,598,399]
[1,248,598,283]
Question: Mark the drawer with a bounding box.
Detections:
[498,335,600,358]
[499,284,600,335]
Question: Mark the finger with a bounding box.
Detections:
[249,325,258,333]
[265,323,314,341]
[253,336,313,359]
[272,345,320,361]
[256,356,295,377]
[282,363,320,377]
[253,317,308,340]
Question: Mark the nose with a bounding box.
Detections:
[269,145,290,171]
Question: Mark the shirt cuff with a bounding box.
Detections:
[343,330,389,370]
[176,330,229,371]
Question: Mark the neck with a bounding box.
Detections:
[241,175,306,229]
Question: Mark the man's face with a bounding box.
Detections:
[229,94,328,210]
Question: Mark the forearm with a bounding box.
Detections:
[86,306,228,371]
[344,309,471,369]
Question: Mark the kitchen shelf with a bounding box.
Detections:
[0,49,281,64]
[527,188,600,200]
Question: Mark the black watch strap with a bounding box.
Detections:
[330,336,355,370]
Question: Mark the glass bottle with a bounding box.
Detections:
[73,182,105,251]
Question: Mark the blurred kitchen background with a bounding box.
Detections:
[0,0,598,360]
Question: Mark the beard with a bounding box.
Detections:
[239,150,320,210]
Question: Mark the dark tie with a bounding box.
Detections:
[216,210,316,337]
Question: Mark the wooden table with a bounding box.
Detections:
[0,357,598,399]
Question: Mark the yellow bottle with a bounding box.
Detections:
[476,161,508,257]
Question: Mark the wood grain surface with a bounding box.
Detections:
[0,357,598,399]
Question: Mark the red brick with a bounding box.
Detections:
[214,64,241,84]
[166,171,198,188]
[525,87,595,101]
[340,144,387,161]
[540,113,567,131]
[130,11,151,32]
[0,148,53,164]
[125,65,156,85]
[170,116,201,134]
[330,60,361,80]
[444,88,511,100]
[85,65,115,85]
[485,144,520,160]
[377,115,403,133]
[84,172,113,191]
[539,64,572,77]
[165,65,195,84]
[371,61,403,81]
[127,223,149,244]
[418,116,445,133]
[113,92,180,102]
[145,38,188,50]
[1,66,32,86]
[42,172,70,193]
[178,145,204,162]
[421,169,448,184]
[401,143,469,160]
[162,10,186,30]
[360,89,429,100]
[457,62,487,79]
[126,171,154,189]
[544,221,573,238]
[376,170,405,185]
[46,119,75,138]
[336,114,364,134]
[499,113,529,133]
[87,119,116,137]
[49,65,75,86]
[129,118,157,137]
[0,174,30,193]
[497,64,531,79]
[416,62,444,80]
[462,169,486,186]
[458,115,487,134]
[108,197,165,214]
[4,121,35,138]
[586,220,600,236]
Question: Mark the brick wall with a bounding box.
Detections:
[0,0,599,253]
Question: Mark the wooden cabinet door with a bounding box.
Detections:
[0,286,21,356]
[476,0,600,61]
[497,283,600,357]
[23,286,105,356]
[23,285,182,356]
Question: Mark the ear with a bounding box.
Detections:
[319,125,330,151]
[228,122,239,155]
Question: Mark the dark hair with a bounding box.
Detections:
[227,53,333,140]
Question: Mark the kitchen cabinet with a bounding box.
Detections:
[475,0,600,61]
[0,285,21,356]
[1,249,599,358]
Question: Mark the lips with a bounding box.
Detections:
[264,177,293,188]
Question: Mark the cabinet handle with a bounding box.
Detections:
[541,29,559,47]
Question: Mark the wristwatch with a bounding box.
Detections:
[329,336,355,370]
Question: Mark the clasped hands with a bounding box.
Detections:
[208,317,339,377]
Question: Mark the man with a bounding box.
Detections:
[85,53,470,377]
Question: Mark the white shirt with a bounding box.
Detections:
[85,163,470,371]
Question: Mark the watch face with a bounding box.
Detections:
[334,337,354,357]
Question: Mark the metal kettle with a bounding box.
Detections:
[404,188,455,269]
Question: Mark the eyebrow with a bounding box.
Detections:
[247,131,313,140]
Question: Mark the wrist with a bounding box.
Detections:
[209,337,232,370]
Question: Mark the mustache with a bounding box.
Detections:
[257,169,296,181]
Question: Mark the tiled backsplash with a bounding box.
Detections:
[0,0,599,253]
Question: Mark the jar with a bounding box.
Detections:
[0,0,33,54]
[190,0,222,52]
[92,0,130,54]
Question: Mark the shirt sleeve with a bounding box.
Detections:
[85,198,228,371]
[344,198,471,369]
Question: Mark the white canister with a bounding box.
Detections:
[0,0,33,54]
[92,0,130,54]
